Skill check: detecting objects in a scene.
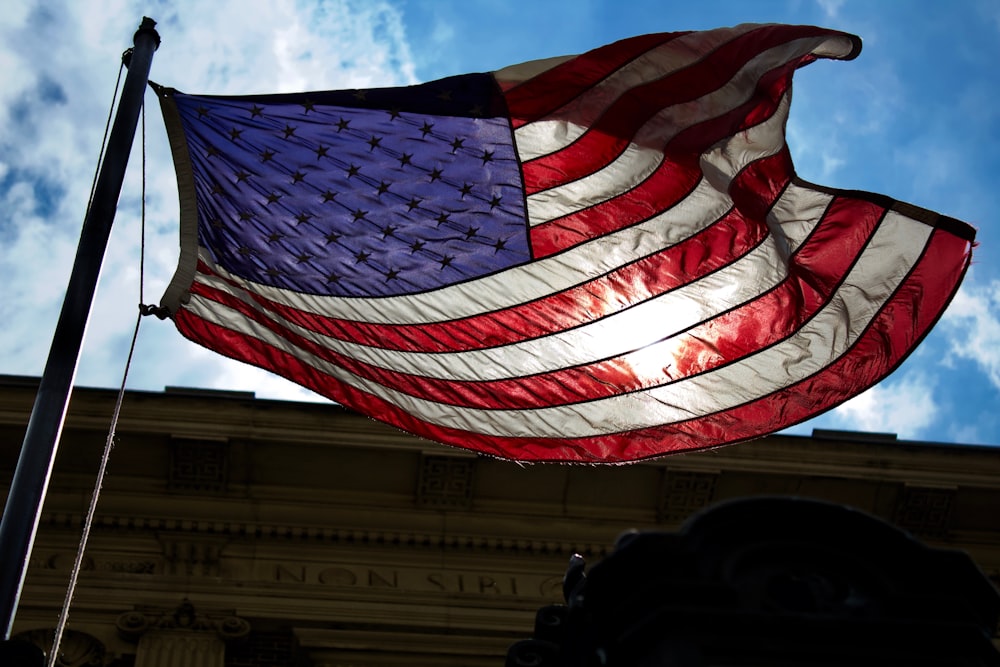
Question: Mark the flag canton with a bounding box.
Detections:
[173,74,530,298]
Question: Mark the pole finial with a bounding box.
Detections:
[135,17,160,51]
[124,17,160,69]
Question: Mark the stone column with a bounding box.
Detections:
[132,631,223,667]
[117,599,250,667]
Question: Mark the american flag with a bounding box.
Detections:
[157,24,974,462]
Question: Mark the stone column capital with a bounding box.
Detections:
[116,599,250,643]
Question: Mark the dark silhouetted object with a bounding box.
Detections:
[0,638,45,666]
[507,496,1000,666]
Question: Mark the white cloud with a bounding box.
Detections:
[430,17,456,47]
[948,422,984,447]
[0,0,418,402]
[815,0,845,19]
[786,120,848,181]
[785,59,903,187]
[941,281,1000,390]
[979,0,1000,35]
[828,372,939,438]
[891,142,965,197]
[0,181,79,371]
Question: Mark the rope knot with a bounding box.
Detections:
[139,303,170,320]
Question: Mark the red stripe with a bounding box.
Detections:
[729,147,796,223]
[190,141,792,356]
[517,26,830,194]
[501,33,684,125]
[586,226,972,462]
[174,310,514,460]
[528,158,701,257]
[527,65,799,257]
[175,224,968,461]
[643,196,886,382]
[190,204,757,355]
[183,194,884,412]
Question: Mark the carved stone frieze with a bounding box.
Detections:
[35,511,607,560]
[158,534,225,576]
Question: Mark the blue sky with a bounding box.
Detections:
[0,0,997,448]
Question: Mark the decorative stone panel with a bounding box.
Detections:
[893,485,955,537]
[169,438,228,494]
[657,469,719,524]
[416,454,476,509]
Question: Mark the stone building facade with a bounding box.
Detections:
[1,375,998,665]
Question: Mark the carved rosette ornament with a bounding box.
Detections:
[116,599,250,643]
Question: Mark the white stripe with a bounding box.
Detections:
[524,83,792,227]
[192,233,785,380]
[766,180,835,261]
[699,93,791,192]
[520,34,812,171]
[191,187,833,382]
[492,54,576,86]
[195,177,734,325]
[191,183,831,350]
[524,140,663,226]
[509,24,763,160]
[187,209,929,437]
[512,29,854,162]
[522,36,823,222]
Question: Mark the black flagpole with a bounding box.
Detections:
[0,17,160,638]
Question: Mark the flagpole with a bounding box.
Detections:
[0,17,160,638]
